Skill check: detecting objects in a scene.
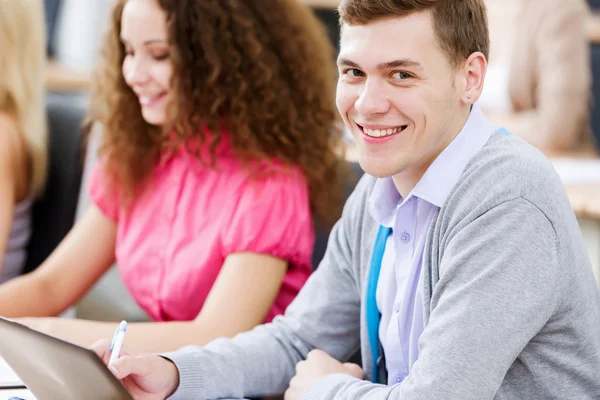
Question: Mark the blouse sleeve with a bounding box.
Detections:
[88,162,120,222]
[220,168,315,269]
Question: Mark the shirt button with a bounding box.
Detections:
[393,303,400,313]
[395,375,404,383]
[400,232,411,243]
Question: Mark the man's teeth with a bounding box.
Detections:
[363,126,405,137]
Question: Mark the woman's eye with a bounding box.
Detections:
[153,53,169,61]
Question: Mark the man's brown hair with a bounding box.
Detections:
[338,0,489,69]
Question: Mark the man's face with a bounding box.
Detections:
[336,11,468,184]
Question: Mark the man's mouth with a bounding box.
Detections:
[358,124,408,138]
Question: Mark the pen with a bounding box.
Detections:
[108,320,127,367]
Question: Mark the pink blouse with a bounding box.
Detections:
[89,135,314,322]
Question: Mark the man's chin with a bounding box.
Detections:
[358,157,407,179]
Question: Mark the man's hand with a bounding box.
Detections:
[284,349,364,400]
[91,339,180,400]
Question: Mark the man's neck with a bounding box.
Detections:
[391,106,471,198]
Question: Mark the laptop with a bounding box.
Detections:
[0,317,133,400]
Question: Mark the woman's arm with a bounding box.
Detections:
[0,206,118,317]
[21,252,288,351]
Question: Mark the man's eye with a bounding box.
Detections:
[345,69,364,77]
[392,71,412,80]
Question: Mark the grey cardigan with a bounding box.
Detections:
[165,132,600,399]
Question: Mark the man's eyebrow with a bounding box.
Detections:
[336,58,360,68]
[377,59,422,70]
[336,57,422,70]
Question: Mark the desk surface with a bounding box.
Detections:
[565,184,600,220]
[344,144,600,220]
[0,388,34,399]
[46,61,90,93]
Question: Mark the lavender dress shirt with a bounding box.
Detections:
[368,104,497,384]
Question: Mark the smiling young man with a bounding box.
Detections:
[94,1,600,399]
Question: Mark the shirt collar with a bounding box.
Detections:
[368,177,402,227]
[412,104,496,207]
[367,104,497,222]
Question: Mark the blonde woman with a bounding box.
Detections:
[0,0,48,283]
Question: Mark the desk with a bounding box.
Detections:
[46,61,90,93]
[569,183,600,283]
[549,154,600,283]
[0,389,247,400]
[0,388,34,399]
[565,184,600,220]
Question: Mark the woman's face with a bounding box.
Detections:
[120,0,173,126]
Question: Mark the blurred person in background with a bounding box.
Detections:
[480,0,593,153]
[0,0,48,284]
[0,0,344,352]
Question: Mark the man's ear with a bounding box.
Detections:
[460,52,487,104]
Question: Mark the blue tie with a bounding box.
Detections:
[365,225,391,384]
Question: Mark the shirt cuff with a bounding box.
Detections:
[301,373,359,400]
[161,350,206,400]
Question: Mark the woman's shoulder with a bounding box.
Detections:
[529,0,587,19]
[0,111,29,201]
[234,160,308,194]
[218,160,314,259]
[0,111,22,150]
[180,137,307,187]
[226,162,310,223]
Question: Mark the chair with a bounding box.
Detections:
[44,0,63,57]
[23,93,87,273]
[312,7,340,58]
[589,0,600,10]
[311,162,364,269]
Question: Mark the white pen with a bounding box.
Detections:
[108,320,127,367]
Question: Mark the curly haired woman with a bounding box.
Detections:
[0,0,344,352]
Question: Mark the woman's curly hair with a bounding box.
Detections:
[89,0,345,225]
